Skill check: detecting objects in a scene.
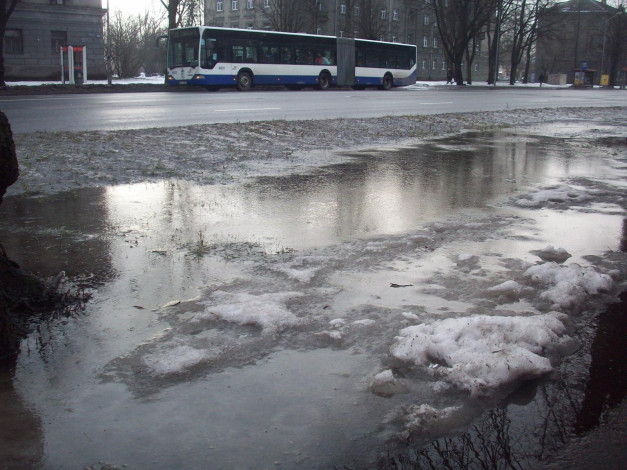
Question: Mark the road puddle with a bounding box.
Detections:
[0,127,625,469]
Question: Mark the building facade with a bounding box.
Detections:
[203,0,489,82]
[535,0,619,84]
[4,0,106,81]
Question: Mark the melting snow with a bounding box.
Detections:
[390,313,569,396]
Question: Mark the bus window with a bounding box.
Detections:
[201,38,219,69]
[260,46,279,63]
[232,45,245,63]
[244,46,257,63]
[280,47,292,64]
[295,48,313,65]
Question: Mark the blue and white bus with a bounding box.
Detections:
[167,26,417,91]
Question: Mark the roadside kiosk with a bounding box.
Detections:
[60,45,87,85]
[573,68,595,87]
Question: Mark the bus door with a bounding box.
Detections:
[336,38,355,87]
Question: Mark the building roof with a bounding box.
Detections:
[553,0,618,14]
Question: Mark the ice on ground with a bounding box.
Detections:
[524,262,613,310]
[390,313,569,396]
[513,185,590,208]
[531,245,572,263]
[370,369,409,396]
[197,291,302,331]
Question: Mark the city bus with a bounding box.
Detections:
[167,26,416,91]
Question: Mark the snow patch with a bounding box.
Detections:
[390,313,568,396]
[514,186,590,208]
[199,291,302,331]
[487,280,523,295]
[143,345,209,375]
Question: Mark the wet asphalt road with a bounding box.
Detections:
[1,86,625,134]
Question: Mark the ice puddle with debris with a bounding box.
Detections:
[4,122,626,469]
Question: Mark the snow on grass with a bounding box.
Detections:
[524,262,613,310]
[195,290,302,331]
[390,313,569,396]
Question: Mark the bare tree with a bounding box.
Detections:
[507,0,547,84]
[434,0,498,85]
[356,0,387,39]
[604,7,626,87]
[0,0,20,88]
[257,0,308,32]
[107,11,167,78]
[160,0,184,30]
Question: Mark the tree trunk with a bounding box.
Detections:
[0,111,18,204]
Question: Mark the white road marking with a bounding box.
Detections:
[214,107,281,112]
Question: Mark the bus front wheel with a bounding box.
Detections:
[237,71,252,91]
[380,73,393,90]
[317,72,331,90]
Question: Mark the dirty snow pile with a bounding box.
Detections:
[524,262,613,310]
[390,313,569,396]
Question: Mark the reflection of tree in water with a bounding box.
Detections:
[375,295,627,470]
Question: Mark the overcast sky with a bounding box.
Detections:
[105,0,163,16]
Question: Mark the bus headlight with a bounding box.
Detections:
[193,74,205,80]
[167,75,174,81]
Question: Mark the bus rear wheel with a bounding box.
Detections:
[317,72,331,90]
[379,73,393,90]
[237,71,252,91]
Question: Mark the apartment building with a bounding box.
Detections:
[4,0,106,80]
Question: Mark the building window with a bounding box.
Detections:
[216,0,223,11]
[433,37,437,48]
[421,59,426,69]
[354,30,358,37]
[50,0,65,4]
[423,15,429,25]
[380,8,386,19]
[339,30,344,37]
[393,8,399,20]
[51,30,67,54]
[264,0,270,7]
[407,33,413,43]
[474,64,478,71]
[432,60,437,69]
[423,36,428,47]
[442,61,446,70]
[4,29,23,54]
[247,0,254,8]
[354,5,359,15]
[232,0,238,10]
[379,35,384,41]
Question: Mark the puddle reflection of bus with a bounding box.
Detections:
[166,26,417,91]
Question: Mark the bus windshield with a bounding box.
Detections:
[169,29,200,68]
